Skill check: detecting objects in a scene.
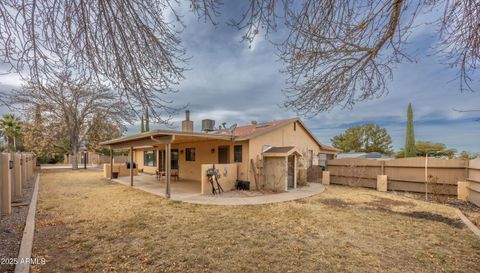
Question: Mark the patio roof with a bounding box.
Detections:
[100,129,232,149]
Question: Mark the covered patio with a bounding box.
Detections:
[100,130,237,199]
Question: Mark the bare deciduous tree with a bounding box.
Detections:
[1,0,479,118]
[11,73,132,169]
[438,0,480,92]
[230,0,480,114]
[0,0,189,121]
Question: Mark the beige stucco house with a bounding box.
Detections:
[101,112,339,196]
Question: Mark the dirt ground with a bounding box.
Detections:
[32,170,480,273]
[390,191,480,228]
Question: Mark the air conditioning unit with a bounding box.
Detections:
[201,119,215,132]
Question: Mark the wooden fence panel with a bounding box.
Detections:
[307,166,323,183]
[327,158,381,188]
[327,157,468,195]
[467,158,480,206]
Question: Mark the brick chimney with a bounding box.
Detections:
[182,110,194,132]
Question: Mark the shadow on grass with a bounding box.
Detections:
[316,198,464,229]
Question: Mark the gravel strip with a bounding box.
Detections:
[0,177,35,273]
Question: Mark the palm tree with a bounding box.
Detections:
[0,114,22,151]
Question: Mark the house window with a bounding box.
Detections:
[186,148,196,161]
[234,145,242,163]
[144,151,156,167]
[326,154,334,160]
[318,153,327,167]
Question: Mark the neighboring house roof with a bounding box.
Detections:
[262,146,303,157]
[337,152,392,160]
[320,143,341,152]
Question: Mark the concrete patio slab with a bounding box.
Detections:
[113,174,325,206]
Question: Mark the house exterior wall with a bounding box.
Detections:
[134,149,157,175]
[247,121,334,185]
[129,121,335,187]
[134,139,250,181]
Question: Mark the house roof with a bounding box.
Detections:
[215,118,296,139]
[101,117,340,153]
[215,117,341,153]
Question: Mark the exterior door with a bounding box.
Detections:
[171,149,179,170]
[218,146,230,164]
[158,149,179,170]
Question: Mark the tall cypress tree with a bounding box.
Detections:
[140,114,145,133]
[145,109,150,132]
[404,103,416,157]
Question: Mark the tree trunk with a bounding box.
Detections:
[71,145,79,170]
[7,136,14,152]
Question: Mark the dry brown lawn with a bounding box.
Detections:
[32,170,480,273]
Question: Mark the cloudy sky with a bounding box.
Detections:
[1,2,479,152]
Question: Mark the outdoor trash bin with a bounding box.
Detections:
[112,172,119,179]
[235,180,250,190]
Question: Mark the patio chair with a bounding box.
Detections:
[155,169,179,181]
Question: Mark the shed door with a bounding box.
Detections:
[288,155,294,188]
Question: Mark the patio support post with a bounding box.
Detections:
[109,148,113,180]
[166,143,171,199]
[155,146,159,178]
[130,147,134,186]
